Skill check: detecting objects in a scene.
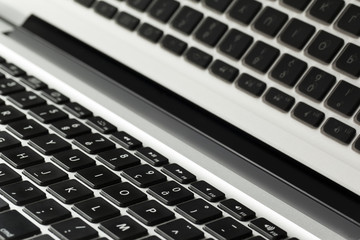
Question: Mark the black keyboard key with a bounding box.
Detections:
[0,163,21,186]
[8,91,46,109]
[101,182,147,207]
[297,67,336,101]
[51,149,95,172]
[270,54,307,87]
[293,102,325,128]
[29,235,55,240]
[96,148,140,170]
[156,219,204,240]
[0,63,26,77]
[244,41,280,73]
[24,199,71,224]
[73,133,115,154]
[249,217,287,240]
[148,180,194,205]
[122,164,166,187]
[0,105,26,124]
[161,163,196,184]
[228,0,262,25]
[353,137,360,153]
[171,6,203,35]
[0,131,21,150]
[7,119,47,139]
[75,0,96,7]
[47,179,94,204]
[175,198,222,224]
[161,35,188,56]
[194,17,228,47]
[76,165,121,189]
[219,198,256,221]
[29,105,68,123]
[327,81,360,117]
[0,197,9,211]
[253,7,288,37]
[307,30,344,64]
[335,43,360,78]
[236,73,266,97]
[41,89,69,104]
[0,78,25,95]
[279,18,315,50]
[337,4,360,37]
[86,116,116,134]
[204,0,232,13]
[185,47,213,69]
[127,0,153,12]
[50,218,98,240]
[72,197,119,223]
[24,162,68,186]
[136,147,169,166]
[63,102,92,119]
[1,146,44,169]
[110,131,142,150]
[138,23,164,43]
[219,29,253,60]
[264,87,295,112]
[282,0,311,11]
[29,134,71,155]
[204,217,252,240]
[148,0,179,23]
[143,236,161,240]
[116,12,140,31]
[50,118,91,139]
[0,210,40,240]
[210,60,239,83]
[128,200,175,226]
[95,1,118,19]
[309,0,344,24]
[99,215,148,240]
[323,117,356,144]
[0,181,46,205]
[20,75,48,90]
[190,180,225,202]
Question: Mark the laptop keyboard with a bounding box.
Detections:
[0,56,303,239]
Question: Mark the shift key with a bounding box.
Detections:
[0,210,40,239]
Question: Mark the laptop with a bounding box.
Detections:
[0,0,358,239]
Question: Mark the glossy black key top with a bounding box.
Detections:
[161,163,196,184]
[51,149,95,172]
[0,181,46,205]
[73,197,119,223]
[0,105,26,124]
[323,118,356,144]
[50,218,98,240]
[219,29,253,60]
[95,1,118,19]
[0,197,9,211]
[204,217,252,240]
[127,0,153,12]
[0,63,26,77]
[148,0,179,23]
[1,146,44,169]
[24,162,68,186]
[297,67,336,101]
[63,102,92,119]
[96,148,140,170]
[353,137,360,153]
[148,180,193,205]
[29,105,68,123]
[327,81,360,117]
[309,0,344,24]
[237,73,266,97]
[307,30,344,64]
[111,131,142,150]
[76,165,121,189]
[185,47,213,69]
[136,147,169,166]
[293,102,325,128]
[156,219,204,240]
[122,164,166,187]
[29,234,55,240]
[86,116,116,134]
[228,0,262,25]
[194,17,228,47]
[190,180,225,202]
[171,6,203,35]
[244,41,280,73]
[47,179,94,204]
[0,163,21,186]
[337,4,360,37]
[75,0,96,7]
[253,7,288,37]
[73,133,115,154]
[50,118,91,139]
[264,87,295,112]
[210,60,239,83]
[0,131,21,150]
[282,0,311,11]
[128,200,175,226]
[335,43,360,78]
[175,198,222,224]
[101,182,147,207]
[204,0,232,13]
[279,18,315,50]
[138,23,164,43]
[0,210,40,240]
[7,119,48,139]
[24,199,71,224]
[0,78,25,95]
[8,91,46,109]
[249,218,287,240]
[161,35,188,56]
[41,88,69,104]
[99,215,148,240]
[29,134,71,155]
[219,198,256,221]
[116,12,140,31]
[20,75,48,90]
